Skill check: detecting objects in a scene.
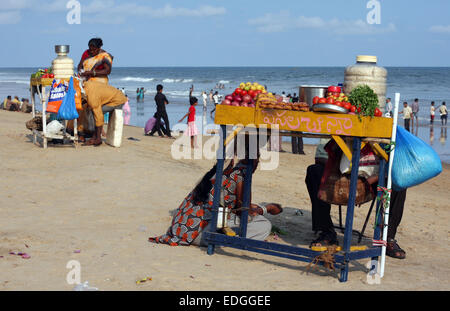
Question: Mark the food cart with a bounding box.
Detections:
[203,94,400,283]
[29,77,78,148]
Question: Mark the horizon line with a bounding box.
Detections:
[1,65,450,69]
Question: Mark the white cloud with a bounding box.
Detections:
[0,11,22,24]
[0,0,33,11]
[248,11,396,35]
[0,1,226,24]
[429,25,450,34]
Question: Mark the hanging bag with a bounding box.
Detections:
[392,126,442,190]
[47,79,69,113]
[56,77,79,121]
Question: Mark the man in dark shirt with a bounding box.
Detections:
[150,84,172,138]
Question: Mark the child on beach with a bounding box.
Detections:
[179,96,199,149]
[430,101,435,125]
[399,101,413,132]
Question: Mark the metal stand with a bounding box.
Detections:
[203,129,385,282]
[30,79,78,149]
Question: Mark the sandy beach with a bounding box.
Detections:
[0,109,449,291]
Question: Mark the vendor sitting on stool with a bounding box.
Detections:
[83,80,127,146]
[305,139,408,259]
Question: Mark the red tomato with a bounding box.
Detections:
[318,98,327,104]
[335,101,342,107]
[374,107,382,117]
[350,106,357,113]
[49,73,55,78]
[343,102,351,110]
[241,90,248,97]
[326,97,335,105]
[235,88,242,95]
[313,96,320,104]
[248,90,257,98]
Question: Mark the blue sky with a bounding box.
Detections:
[1,0,449,67]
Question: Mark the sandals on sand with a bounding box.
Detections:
[386,239,406,259]
[310,230,339,248]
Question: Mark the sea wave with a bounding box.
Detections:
[0,80,30,85]
[219,80,231,84]
[120,77,155,82]
[162,78,194,83]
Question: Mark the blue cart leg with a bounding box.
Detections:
[340,137,362,282]
[207,125,227,255]
[238,159,254,237]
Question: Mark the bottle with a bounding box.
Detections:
[52,45,74,80]
[344,55,387,109]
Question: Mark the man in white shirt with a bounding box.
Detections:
[385,98,393,117]
[399,101,413,132]
[439,102,448,126]
[210,91,220,118]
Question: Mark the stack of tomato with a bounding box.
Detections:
[312,85,355,111]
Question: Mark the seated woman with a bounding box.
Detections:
[83,80,127,146]
[149,139,283,246]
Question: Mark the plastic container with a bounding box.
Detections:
[52,45,74,80]
[106,109,124,147]
[344,55,387,109]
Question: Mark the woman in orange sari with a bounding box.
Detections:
[74,38,114,141]
[77,38,113,84]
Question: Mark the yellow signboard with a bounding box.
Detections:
[215,105,393,139]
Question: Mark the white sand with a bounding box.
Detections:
[0,110,449,290]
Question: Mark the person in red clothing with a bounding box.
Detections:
[179,96,199,149]
[77,38,113,84]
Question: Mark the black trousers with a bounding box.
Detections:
[150,110,171,137]
[291,135,305,154]
[404,119,410,132]
[305,163,407,240]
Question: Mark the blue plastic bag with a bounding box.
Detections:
[392,126,442,190]
[56,77,79,120]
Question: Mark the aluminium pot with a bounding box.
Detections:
[299,85,328,108]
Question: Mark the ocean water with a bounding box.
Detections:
[1,67,449,163]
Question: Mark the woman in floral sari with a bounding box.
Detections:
[77,38,113,84]
[149,154,283,246]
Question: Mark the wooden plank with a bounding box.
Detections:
[224,126,243,146]
[255,110,393,138]
[370,142,389,162]
[214,105,393,138]
[332,135,352,161]
[214,105,257,127]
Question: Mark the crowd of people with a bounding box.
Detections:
[390,98,448,132]
[2,96,32,113]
